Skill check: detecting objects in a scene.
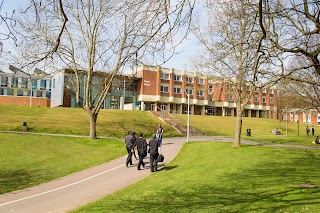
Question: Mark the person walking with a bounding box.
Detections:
[156,124,164,144]
[131,131,139,160]
[133,132,148,170]
[124,131,135,167]
[312,125,315,136]
[149,134,162,172]
[306,126,310,136]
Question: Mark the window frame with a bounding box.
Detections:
[160,85,169,93]
[160,72,170,80]
[173,74,182,82]
[174,87,181,94]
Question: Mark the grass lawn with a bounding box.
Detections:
[0,105,181,138]
[176,114,318,146]
[0,133,127,194]
[72,142,320,212]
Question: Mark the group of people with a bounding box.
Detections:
[306,125,315,136]
[124,124,164,172]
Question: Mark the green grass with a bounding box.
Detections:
[0,133,127,194]
[176,114,318,145]
[72,142,320,213]
[0,105,181,138]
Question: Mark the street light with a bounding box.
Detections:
[185,89,190,142]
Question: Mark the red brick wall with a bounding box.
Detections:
[140,70,158,95]
[0,96,50,107]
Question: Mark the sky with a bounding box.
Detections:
[0,0,202,72]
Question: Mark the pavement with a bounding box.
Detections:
[1,135,320,213]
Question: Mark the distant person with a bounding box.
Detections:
[124,131,135,167]
[131,131,138,160]
[133,132,148,170]
[312,136,320,144]
[149,134,162,172]
[156,124,164,144]
[306,126,310,136]
[312,125,315,136]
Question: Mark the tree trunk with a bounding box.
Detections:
[234,103,243,147]
[89,112,97,139]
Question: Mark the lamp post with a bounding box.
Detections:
[185,90,190,142]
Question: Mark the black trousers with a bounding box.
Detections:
[126,146,133,165]
[150,153,159,172]
[137,151,145,169]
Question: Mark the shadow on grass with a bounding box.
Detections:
[76,149,320,212]
[161,165,179,171]
[0,169,45,195]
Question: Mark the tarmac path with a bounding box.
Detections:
[1,134,320,213]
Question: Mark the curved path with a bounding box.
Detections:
[0,135,319,213]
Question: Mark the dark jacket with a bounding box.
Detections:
[133,138,147,153]
[125,135,135,148]
[149,138,161,155]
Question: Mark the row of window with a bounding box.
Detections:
[159,73,274,94]
[0,77,49,90]
[0,88,51,98]
[160,86,204,96]
[160,72,204,84]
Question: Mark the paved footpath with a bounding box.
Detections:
[1,135,320,213]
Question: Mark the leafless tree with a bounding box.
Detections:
[15,0,195,139]
[0,0,17,56]
[264,0,320,76]
[193,0,274,147]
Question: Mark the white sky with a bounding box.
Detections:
[0,0,202,72]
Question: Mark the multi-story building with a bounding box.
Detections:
[1,64,278,119]
[286,109,320,127]
[0,66,52,107]
[135,65,278,118]
[51,65,277,118]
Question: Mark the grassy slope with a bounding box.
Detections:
[73,142,320,213]
[0,133,126,194]
[176,114,318,146]
[0,106,181,138]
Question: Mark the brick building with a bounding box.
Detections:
[3,64,278,119]
[135,65,278,118]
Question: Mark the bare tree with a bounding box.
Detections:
[15,0,195,139]
[0,0,17,56]
[265,0,320,76]
[193,0,273,147]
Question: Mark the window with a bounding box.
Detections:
[262,96,266,103]
[254,96,259,103]
[160,85,169,93]
[197,90,204,96]
[270,89,274,94]
[186,76,193,83]
[208,85,213,93]
[1,77,8,87]
[270,97,273,104]
[186,88,193,95]
[40,80,46,90]
[174,87,181,94]
[262,89,267,93]
[227,94,234,100]
[12,77,18,87]
[246,85,250,91]
[173,75,181,81]
[160,72,170,80]
[53,79,55,88]
[198,78,204,85]
[21,78,28,88]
